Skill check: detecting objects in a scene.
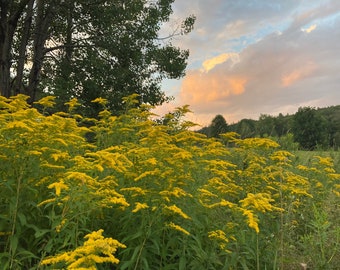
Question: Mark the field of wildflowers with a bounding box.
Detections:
[0,94,339,269]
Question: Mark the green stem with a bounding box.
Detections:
[9,173,23,269]
[134,236,147,270]
[256,233,260,270]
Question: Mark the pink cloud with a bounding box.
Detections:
[180,70,247,105]
[281,61,317,87]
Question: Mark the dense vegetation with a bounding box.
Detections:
[1,1,339,269]
[1,95,339,269]
[200,105,340,150]
[0,0,195,116]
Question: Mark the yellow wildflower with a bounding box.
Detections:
[132,202,149,213]
[270,150,294,164]
[41,229,126,268]
[242,209,259,233]
[34,96,56,108]
[159,187,192,200]
[98,109,111,118]
[56,219,67,233]
[51,152,70,161]
[6,121,33,132]
[48,180,69,196]
[134,169,160,181]
[64,98,80,112]
[329,173,340,180]
[37,198,56,207]
[52,138,68,146]
[164,204,191,219]
[166,222,190,235]
[208,230,229,242]
[198,188,218,198]
[91,97,108,106]
[145,157,157,165]
[28,150,42,156]
[208,230,232,253]
[324,167,335,173]
[240,193,282,213]
[120,187,148,196]
[66,171,94,184]
[314,156,333,167]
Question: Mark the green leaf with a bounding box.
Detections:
[34,229,50,238]
[179,255,187,270]
[17,212,26,226]
[10,235,18,254]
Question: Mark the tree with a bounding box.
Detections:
[292,107,327,150]
[256,114,276,137]
[229,118,256,138]
[0,0,195,115]
[209,114,228,138]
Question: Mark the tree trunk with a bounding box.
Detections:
[0,1,12,98]
[0,0,33,97]
[26,0,56,103]
[14,0,34,95]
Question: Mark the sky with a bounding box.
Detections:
[153,0,340,127]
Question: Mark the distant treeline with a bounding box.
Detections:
[198,105,340,150]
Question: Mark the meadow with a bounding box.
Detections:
[0,95,339,269]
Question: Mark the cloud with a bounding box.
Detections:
[163,0,340,125]
[180,70,246,104]
[201,53,239,72]
[178,13,340,123]
[281,61,317,87]
[302,24,317,33]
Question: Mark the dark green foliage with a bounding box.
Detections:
[201,105,340,150]
[198,114,228,138]
[209,114,228,138]
[292,107,328,150]
[0,0,195,117]
[228,118,257,138]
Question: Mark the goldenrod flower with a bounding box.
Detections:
[91,97,108,106]
[5,121,33,132]
[34,96,56,108]
[240,193,283,213]
[48,180,69,196]
[242,209,259,233]
[208,230,229,242]
[164,204,191,219]
[132,202,149,213]
[166,222,190,235]
[65,98,80,112]
[41,229,125,268]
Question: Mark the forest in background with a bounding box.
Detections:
[199,105,340,150]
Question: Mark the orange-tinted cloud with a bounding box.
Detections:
[202,53,239,72]
[281,62,317,87]
[180,70,247,105]
[302,24,317,33]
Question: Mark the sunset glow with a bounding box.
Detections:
[155,0,340,126]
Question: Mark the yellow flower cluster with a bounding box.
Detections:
[164,204,191,219]
[132,202,149,213]
[33,96,56,108]
[48,180,69,196]
[41,229,126,268]
[240,193,283,213]
[242,209,260,233]
[166,222,190,235]
[208,230,231,252]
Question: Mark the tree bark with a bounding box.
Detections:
[0,1,12,97]
[13,0,34,95]
[0,0,32,97]
[26,0,57,102]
